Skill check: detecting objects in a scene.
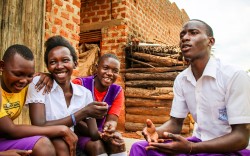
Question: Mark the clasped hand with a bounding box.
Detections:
[85,102,108,119]
[101,122,125,153]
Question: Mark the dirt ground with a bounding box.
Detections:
[121,131,144,155]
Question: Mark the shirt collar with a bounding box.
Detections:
[183,57,217,83]
[202,57,217,79]
[71,82,86,96]
[51,80,86,96]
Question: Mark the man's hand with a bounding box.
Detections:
[60,126,78,156]
[0,150,32,156]
[34,72,53,94]
[142,119,159,142]
[84,102,108,119]
[146,132,192,155]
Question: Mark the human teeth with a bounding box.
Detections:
[104,78,111,82]
[56,72,66,77]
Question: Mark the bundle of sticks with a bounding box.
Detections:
[122,44,192,134]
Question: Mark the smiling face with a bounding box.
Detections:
[47,46,76,85]
[0,53,35,93]
[95,57,120,91]
[179,20,215,62]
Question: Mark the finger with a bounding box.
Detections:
[146,119,156,134]
[146,119,153,128]
[145,135,151,142]
[35,77,44,90]
[112,133,122,140]
[69,141,77,156]
[149,141,174,150]
[157,138,165,143]
[43,82,52,94]
[103,123,111,131]
[111,139,125,146]
[16,150,32,154]
[145,145,158,150]
[94,102,108,106]
[104,128,116,133]
[142,129,151,142]
[163,132,180,141]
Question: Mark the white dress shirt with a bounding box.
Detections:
[26,76,93,130]
[170,57,250,149]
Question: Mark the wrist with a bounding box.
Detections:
[70,114,77,126]
[188,142,193,154]
[81,107,89,119]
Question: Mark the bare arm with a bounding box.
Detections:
[156,116,184,138]
[0,115,75,139]
[192,124,250,153]
[0,115,77,156]
[142,117,184,143]
[29,101,108,127]
[86,117,99,141]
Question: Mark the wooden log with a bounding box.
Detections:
[126,114,169,124]
[125,80,174,87]
[120,66,187,73]
[131,62,162,68]
[125,98,172,107]
[132,52,181,66]
[127,58,155,68]
[125,72,178,80]
[125,122,162,132]
[126,107,170,116]
[125,87,173,100]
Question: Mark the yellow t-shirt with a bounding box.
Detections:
[0,87,28,120]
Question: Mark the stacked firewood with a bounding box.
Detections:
[122,44,193,135]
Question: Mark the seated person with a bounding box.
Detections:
[129,19,250,156]
[73,53,126,156]
[0,79,32,156]
[0,44,77,156]
[25,35,109,156]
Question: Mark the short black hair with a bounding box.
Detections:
[98,53,119,64]
[3,44,34,61]
[44,35,77,66]
[190,19,214,37]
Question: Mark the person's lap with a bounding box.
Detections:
[0,136,42,151]
[130,136,250,156]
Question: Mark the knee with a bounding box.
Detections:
[85,140,105,155]
[52,138,70,156]
[108,139,126,154]
[32,137,56,156]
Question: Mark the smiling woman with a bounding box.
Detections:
[25,35,109,156]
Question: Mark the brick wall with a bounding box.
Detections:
[81,0,128,87]
[80,0,189,80]
[126,0,189,45]
[45,0,81,50]
[80,0,190,132]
